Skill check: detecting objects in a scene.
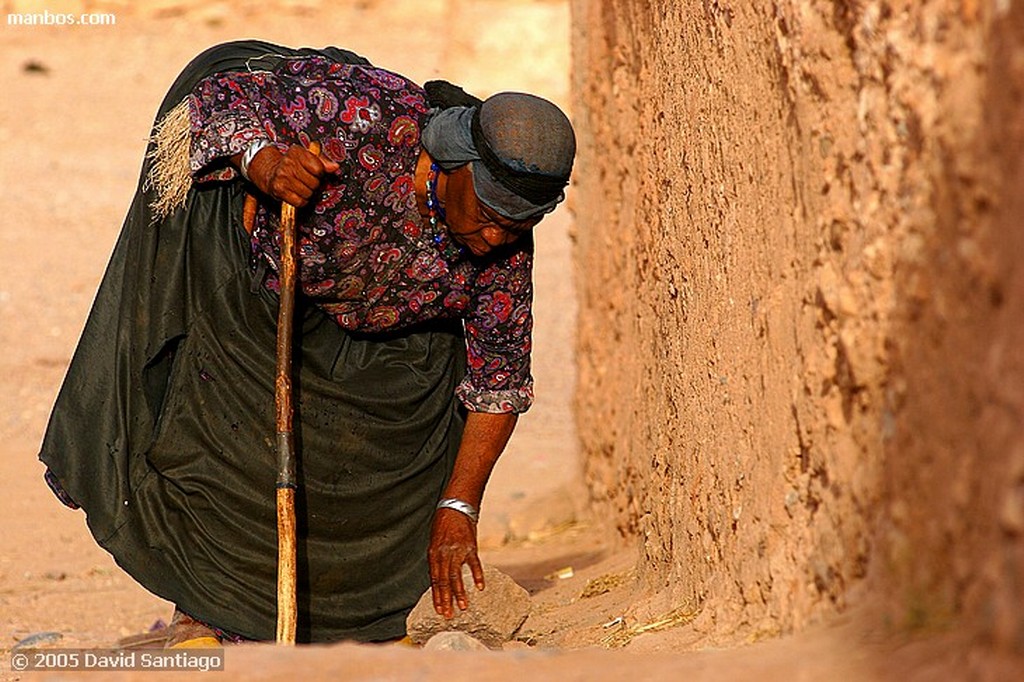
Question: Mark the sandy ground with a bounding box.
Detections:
[0,0,593,669]
[1,2,1020,680]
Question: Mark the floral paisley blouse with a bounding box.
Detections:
[187,56,533,413]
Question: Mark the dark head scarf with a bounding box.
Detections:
[421,86,576,221]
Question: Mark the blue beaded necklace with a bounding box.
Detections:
[425,162,447,227]
[425,162,465,258]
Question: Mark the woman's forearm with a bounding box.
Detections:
[429,410,517,616]
[442,411,518,509]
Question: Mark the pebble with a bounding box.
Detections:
[13,631,63,650]
[423,631,489,651]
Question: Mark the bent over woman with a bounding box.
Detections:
[39,40,575,644]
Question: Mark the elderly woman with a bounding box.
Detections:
[39,40,574,645]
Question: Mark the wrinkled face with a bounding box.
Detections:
[443,165,541,257]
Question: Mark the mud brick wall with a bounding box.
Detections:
[571,0,1024,647]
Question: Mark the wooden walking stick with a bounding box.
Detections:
[275,141,321,645]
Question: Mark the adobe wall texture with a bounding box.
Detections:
[571,0,1024,647]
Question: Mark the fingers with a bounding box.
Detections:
[430,567,455,619]
[271,146,333,207]
[428,510,481,619]
[451,555,470,612]
[319,154,340,174]
[429,552,460,619]
[251,144,338,207]
[467,551,486,591]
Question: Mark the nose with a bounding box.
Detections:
[480,225,510,248]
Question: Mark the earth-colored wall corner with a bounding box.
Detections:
[571,0,1024,649]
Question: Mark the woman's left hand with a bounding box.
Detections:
[428,508,485,618]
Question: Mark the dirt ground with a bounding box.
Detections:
[0,2,1019,680]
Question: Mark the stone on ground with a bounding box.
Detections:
[406,564,530,649]
[423,631,490,651]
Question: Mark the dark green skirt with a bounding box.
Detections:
[39,41,466,643]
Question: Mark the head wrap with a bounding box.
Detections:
[421,88,576,221]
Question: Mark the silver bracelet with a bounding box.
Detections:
[239,139,273,180]
[436,497,479,523]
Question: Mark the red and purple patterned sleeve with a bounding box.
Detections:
[187,70,278,182]
[456,245,535,414]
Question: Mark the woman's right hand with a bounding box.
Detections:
[244,144,340,207]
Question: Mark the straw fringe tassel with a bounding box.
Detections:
[145,98,192,220]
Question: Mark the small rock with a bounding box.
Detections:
[423,631,489,651]
[407,564,530,649]
[22,60,49,75]
[13,631,63,650]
